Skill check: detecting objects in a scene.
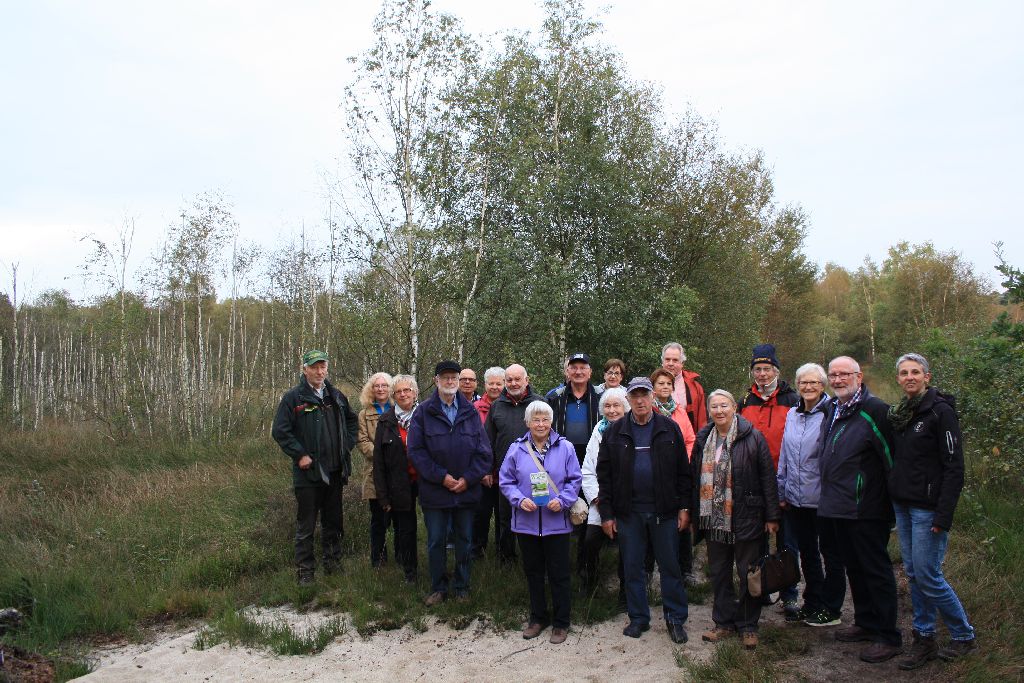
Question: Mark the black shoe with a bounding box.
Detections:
[667,622,688,644]
[623,622,650,638]
[297,571,314,586]
[404,572,418,584]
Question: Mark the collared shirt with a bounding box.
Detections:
[441,396,458,425]
[672,372,688,411]
[829,385,863,432]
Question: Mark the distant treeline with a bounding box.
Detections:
[0,0,1009,439]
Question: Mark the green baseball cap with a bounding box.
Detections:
[302,349,329,366]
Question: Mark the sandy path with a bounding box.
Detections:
[75,603,720,682]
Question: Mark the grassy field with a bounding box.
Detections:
[1,423,1021,681]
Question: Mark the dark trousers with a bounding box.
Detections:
[816,514,848,615]
[678,528,693,576]
[392,499,419,580]
[707,537,763,633]
[582,524,654,592]
[422,507,475,595]
[824,517,901,646]
[618,512,688,626]
[518,532,572,629]
[294,480,344,573]
[369,499,395,567]
[496,494,518,561]
[472,482,499,555]
[785,506,826,612]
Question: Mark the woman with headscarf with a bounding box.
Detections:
[372,374,421,583]
[357,372,394,567]
[693,389,780,650]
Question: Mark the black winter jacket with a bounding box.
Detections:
[548,383,602,446]
[596,413,691,520]
[272,377,358,488]
[485,387,544,472]
[372,408,417,512]
[888,388,965,531]
[817,385,895,521]
[690,417,781,543]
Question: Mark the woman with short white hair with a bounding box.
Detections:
[499,399,582,644]
[580,388,632,591]
[777,363,844,627]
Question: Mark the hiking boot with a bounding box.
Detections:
[898,631,938,670]
[522,622,548,639]
[423,591,447,607]
[860,641,903,664]
[937,638,977,661]
[785,604,808,622]
[549,627,568,644]
[742,631,759,650]
[804,609,841,627]
[835,624,873,642]
[667,622,688,644]
[622,622,650,638]
[453,591,470,603]
[782,599,799,620]
[702,627,735,643]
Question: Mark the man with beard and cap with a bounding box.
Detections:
[407,360,493,606]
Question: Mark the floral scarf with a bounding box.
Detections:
[655,397,677,418]
[699,416,738,543]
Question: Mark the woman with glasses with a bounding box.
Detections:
[595,358,626,392]
[499,400,582,644]
[777,363,845,627]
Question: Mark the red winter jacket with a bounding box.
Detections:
[738,381,800,469]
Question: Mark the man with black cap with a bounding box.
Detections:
[408,360,493,606]
[548,353,602,466]
[272,349,359,585]
[596,377,692,644]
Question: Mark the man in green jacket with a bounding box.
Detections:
[272,350,359,584]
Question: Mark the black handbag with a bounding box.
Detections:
[747,548,800,600]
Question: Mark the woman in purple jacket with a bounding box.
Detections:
[499,400,582,645]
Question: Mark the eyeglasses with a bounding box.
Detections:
[827,371,857,381]
[797,380,823,387]
[605,369,622,376]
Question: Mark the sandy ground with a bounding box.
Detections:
[73,577,934,683]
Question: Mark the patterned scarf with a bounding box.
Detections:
[699,416,738,543]
[655,397,677,418]
[597,416,612,434]
[889,392,924,432]
[395,402,418,431]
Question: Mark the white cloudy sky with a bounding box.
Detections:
[1,1,1021,301]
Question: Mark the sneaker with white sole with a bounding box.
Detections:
[804,609,841,627]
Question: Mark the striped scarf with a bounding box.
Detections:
[699,416,737,543]
[655,397,677,418]
[396,402,418,431]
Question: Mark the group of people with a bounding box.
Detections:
[272,342,976,668]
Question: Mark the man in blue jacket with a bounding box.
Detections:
[818,356,902,663]
[408,360,493,606]
[272,349,358,585]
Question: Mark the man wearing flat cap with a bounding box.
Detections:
[596,377,692,644]
[408,360,493,606]
[272,350,359,585]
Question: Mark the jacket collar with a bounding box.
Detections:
[797,393,831,415]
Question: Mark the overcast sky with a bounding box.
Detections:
[2,1,1021,302]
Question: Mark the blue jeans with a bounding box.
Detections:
[894,503,975,641]
[422,507,475,595]
[617,512,688,626]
